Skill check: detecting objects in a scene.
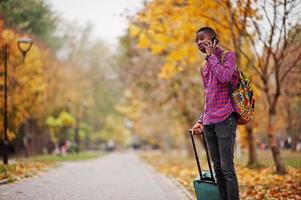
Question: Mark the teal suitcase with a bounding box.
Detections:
[189,129,220,200]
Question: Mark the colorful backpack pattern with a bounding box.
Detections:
[221,51,255,125]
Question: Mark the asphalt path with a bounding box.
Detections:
[0,151,192,200]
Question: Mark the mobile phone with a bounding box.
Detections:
[211,37,219,45]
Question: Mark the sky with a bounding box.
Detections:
[46,0,145,47]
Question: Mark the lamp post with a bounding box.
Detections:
[17,38,33,62]
[1,37,32,165]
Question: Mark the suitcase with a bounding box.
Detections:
[189,129,220,200]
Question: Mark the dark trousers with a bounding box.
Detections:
[204,113,240,200]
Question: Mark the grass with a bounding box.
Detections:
[235,149,301,169]
[140,150,301,199]
[185,148,301,170]
[0,151,104,184]
[0,160,57,184]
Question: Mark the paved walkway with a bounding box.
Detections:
[0,151,192,200]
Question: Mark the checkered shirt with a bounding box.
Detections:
[198,47,238,125]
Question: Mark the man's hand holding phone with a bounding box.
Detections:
[191,122,204,135]
[204,39,217,56]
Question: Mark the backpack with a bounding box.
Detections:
[221,51,255,125]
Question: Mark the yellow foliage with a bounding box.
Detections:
[116,99,145,121]
[141,152,301,200]
[0,160,56,182]
[130,0,259,79]
[98,115,131,145]
[0,17,95,142]
[0,20,46,140]
[7,130,16,142]
[138,32,150,48]
[1,29,15,42]
[159,62,178,79]
[129,24,141,37]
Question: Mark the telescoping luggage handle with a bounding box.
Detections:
[189,129,215,183]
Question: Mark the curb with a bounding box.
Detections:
[0,178,9,185]
[143,162,195,200]
[166,175,195,200]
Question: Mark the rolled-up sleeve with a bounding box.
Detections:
[197,113,203,124]
[206,52,236,84]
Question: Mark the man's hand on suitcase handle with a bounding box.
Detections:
[190,122,204,135]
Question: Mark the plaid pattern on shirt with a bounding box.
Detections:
[198,47,238,125]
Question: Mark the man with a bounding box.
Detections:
[192,26,240,200]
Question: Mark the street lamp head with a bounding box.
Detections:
[17,37,33,60]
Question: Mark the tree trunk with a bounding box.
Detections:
[284,97,299,152]
[291,136,298,152]
[85,134,91,150]
[246,122,258,167]
[74,116,80,153]
[178,97,198,157]
[182,114,196,157]
[268,109,287,174]
[184,129,194,157]
[23,120,30,157]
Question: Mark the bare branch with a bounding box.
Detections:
[262,0,277,77]
[196,14,229,30]
[276,27,300,75]
[239,48,265,81]
[262,2,273,27]
[280,50,301,82]
[224,0,241,32]
[275,0,288,54]
[224,0,240,59]
[278,40,300,68]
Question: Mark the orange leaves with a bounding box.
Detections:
[0,20,3,31]
[129,25,141,37]
[141,152,301,200]
[238,166,301,199]
[130,0,202,79]
[159,62,178,79]
[158,44,198,78]
[0,19,47,140]
[137,32,150,49]
[1,29,15,42]
[130,0,260,79]
[0,160,56,183]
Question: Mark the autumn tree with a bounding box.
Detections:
[53,21,131,147]
[129,0,301,174]
[0,0,59,49]
[0,0,129,156]
[234,1,301,174]
[129,0,259,158]
[0,25,48,156]
[280,26,301,151]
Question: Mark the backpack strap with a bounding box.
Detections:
[221,50,230,64]
[221,50,239,74]
[221,50,235,98]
